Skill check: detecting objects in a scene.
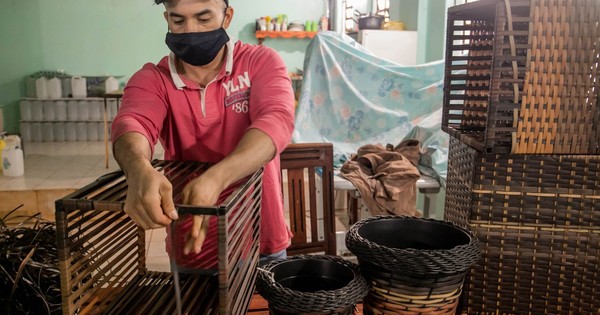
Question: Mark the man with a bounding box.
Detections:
[111,0,295,270]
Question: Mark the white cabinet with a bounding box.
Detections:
[19,98,117,142]
[358,30,418,65]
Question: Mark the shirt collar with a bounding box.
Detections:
[168,40,234,90]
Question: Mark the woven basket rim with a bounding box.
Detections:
[353,215,476,254]
[346,215,482,273]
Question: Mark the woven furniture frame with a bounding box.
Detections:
[55,160,262,315]
[445,136,600,228]
[444,136,600,313]
[280,143,336,256]
[443,0,600,154]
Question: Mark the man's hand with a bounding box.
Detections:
[124,161,178,229]
[180,171,225,255]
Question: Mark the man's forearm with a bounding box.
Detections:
[113,132,154,177]
[206,128,277,188]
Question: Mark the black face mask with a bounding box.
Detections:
[165,27,230,66]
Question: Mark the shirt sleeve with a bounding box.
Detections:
[110,63,168,151]
[247,46,295,155]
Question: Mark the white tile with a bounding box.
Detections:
[146,255,170,272]
[0,177,44,190]
[36,178,81,190]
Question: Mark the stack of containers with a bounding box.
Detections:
[346,216,481,314]
[20,74,119,142]
[442,0,600,313]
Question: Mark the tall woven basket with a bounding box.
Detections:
[346,216,481,315]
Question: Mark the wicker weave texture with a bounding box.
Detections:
[445,136,600,228]
[256,255,369,313]
[444,136,600,313]
[443,0,600,154]
[461,221,600,314]
[55,160,262,315]
[361,262,466,315]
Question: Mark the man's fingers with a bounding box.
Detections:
[125,204,162,230]
[183,215,210,255]
[193,216,210,253]
[144,196,172,226]
[161,183,178,220]
[191,215,204,238]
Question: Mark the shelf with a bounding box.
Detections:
[255,31,318,44]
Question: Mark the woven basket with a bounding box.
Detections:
[346,216,481,274]
[362,262,466,297]
[363,293,460,315]
[256,255,369,314]
[359,261,464,315]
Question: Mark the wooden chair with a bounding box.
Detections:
[280,143,336,256]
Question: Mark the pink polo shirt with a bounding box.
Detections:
[111,41,295,269]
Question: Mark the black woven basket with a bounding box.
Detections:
[256,255,369,314]
[346,216,481,274]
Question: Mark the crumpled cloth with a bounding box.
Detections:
[340,139,421,216]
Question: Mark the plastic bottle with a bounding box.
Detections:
[281,15,288,31]
[25,76,37,98]
[71,76,87,98]
[47,77,62,99]
[105,76,119,94]
[320,15,329,31]
[61,76,72,98]
[3,137,24,177]
[35,76,49,99]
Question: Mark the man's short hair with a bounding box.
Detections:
[154,0,229,7]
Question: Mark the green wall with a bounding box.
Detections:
[390,0,419,31]
[0,0,326,134]
[36,0,326,77]
[229,1,326,73]
[416,0,447,64]
[0,0,448,134]
[0,0,44,133]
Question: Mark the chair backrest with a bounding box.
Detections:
[280,143,336,256]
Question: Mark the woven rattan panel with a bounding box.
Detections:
[443,0,600,154]
[463,221,600,314]
[55,160,262,315]
[445,136,600,227]
[445,137,600,313]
